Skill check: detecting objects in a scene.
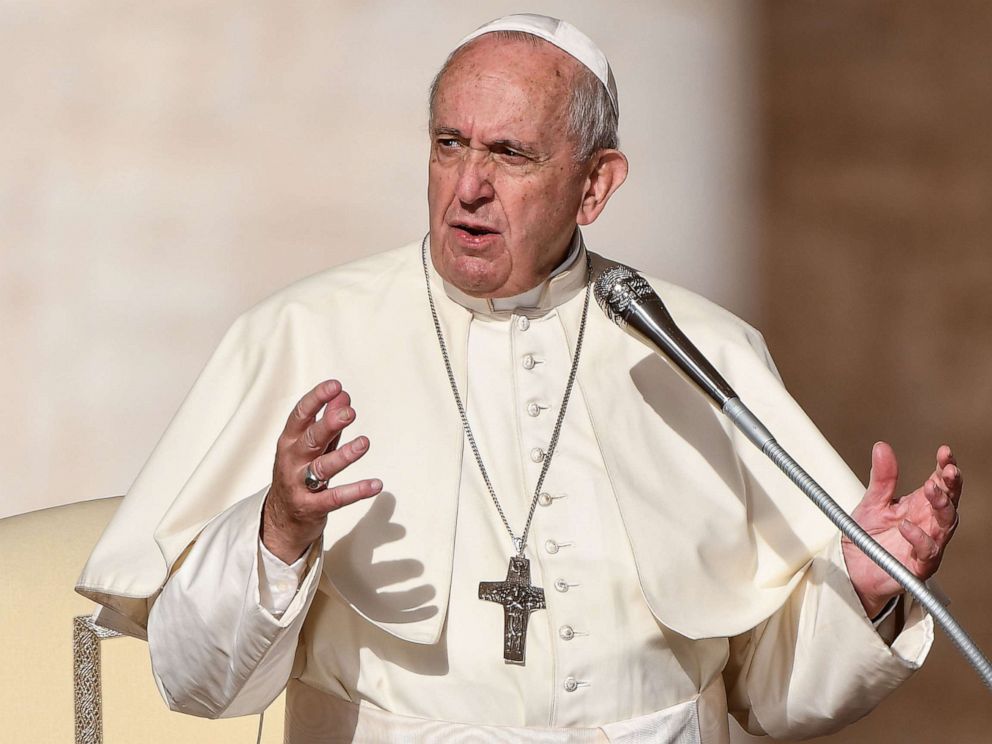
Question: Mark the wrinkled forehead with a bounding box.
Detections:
[433,36,577,129]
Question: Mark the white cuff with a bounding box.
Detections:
[258,538,311,617]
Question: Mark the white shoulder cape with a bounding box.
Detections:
[77,241,865,643]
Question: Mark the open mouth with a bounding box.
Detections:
[454,223,498,237]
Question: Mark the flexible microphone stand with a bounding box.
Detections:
[595,265,992,693]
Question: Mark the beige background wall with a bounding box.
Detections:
[0,0,758,521]
[753,1,992,741]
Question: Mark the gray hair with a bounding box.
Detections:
[428,31,619,163]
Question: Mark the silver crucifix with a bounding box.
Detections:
[479,556,546,665]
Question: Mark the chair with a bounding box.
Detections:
[0,497,285,743]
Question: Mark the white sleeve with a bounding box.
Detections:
[725,532,933,739]
[258,539,311,617]
[147,488,323,719]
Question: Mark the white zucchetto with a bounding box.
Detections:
[456,13,619,117]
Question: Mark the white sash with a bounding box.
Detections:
[284,678,730,744]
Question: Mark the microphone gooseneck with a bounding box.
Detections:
[594,263,992,693]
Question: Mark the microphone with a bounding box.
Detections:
[594,265,736,409]
[593,264,772,449]
[592,263,992,692]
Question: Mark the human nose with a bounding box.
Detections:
[455,150,495,205]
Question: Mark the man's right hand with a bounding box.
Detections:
[261,379,382,564]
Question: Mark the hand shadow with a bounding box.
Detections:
[323,491,438,624]
[312,491,450,690]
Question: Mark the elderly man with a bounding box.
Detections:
[78,14,961,744]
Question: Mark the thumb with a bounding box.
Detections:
[865,441,899,507]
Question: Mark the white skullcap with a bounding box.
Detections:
[456,13,619,117]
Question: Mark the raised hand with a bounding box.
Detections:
[261,379,383,563]
[842,442,962,618]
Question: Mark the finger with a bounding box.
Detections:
[283,380,342,439]
[940,463,963,508]
[898,519,940,565]
[934,445,962,501]
[315,477,384,513]
[937,444,956,469]
[928,465,958,498]
[864,441,899,507]
[321,388,352,418]
[306,436,370,482]
[296,393,353,455]
[924,478,958,530]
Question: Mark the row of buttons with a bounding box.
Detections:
[513,313,587,696]
[543,526,584,693]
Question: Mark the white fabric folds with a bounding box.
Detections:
[78,240,872,641]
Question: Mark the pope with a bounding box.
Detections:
[262,25,961,617]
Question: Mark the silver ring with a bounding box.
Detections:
[304,463,327,492]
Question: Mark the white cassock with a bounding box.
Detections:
[77,234,932,743]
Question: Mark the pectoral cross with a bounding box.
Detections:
[479,556,546,665]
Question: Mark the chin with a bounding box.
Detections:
[449,265,506,296]
[439,247,511,297]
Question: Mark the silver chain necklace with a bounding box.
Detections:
[420,234,591,664]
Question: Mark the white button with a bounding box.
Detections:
[538,492,553,507]
[554,578,570,593]
[517,316,530,331]
[563,676,579,692]
[522,354,536,370]
[559,625,575,641]
[530,447,545,463]
[527,402,541,417]
[544,539,559,554]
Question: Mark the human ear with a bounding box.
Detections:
[575,150,629,226]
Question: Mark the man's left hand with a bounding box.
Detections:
[842,442,962,619]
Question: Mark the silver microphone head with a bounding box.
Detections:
[593,263,737,407]
[593,264,649,327]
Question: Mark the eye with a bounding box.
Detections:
[493,145,529,163]
[436,138,461,150]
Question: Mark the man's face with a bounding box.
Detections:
[428,37,590,298]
